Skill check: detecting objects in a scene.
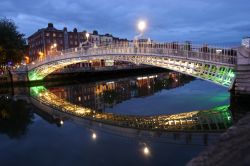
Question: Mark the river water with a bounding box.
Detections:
[0,71,231,166]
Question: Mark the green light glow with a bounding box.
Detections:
[30,86,46,97]
[27,55,236,89]
[28,70,44,81]
[228,70,235,78]
[196,105,232,129]
[211,105,229,111]
[210,93,230,102]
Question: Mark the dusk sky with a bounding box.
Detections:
[1,0,249,45]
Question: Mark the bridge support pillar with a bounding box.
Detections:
[234,45,250,95]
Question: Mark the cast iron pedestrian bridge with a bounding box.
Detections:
[27,42,236,88]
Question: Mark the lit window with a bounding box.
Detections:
[53,33,56,37]
[46,33,50,37]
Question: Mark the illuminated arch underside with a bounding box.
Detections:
[28,54,235,87]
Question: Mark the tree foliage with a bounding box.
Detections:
[0,18,26,65]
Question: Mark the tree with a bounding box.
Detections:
[0,97,34,138]
[0,18,26,65]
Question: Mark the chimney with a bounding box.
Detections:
[93,30,98,35]
[48,23,54,28]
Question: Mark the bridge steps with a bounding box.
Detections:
[235,79,250,84]
[235,47,250,95]
[235,80,250,94]
[235,82,250,88]
[235,75,250,79]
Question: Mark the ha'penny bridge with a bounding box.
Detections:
[25,41,250,94]
[28,43,236,86]
[11,40,249,132]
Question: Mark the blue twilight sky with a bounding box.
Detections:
[0,0,249,45]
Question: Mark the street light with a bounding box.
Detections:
[138,20,147,35]
[50,43,57,55]
[38,51,44,60]
[53,43,57,51]
[134,20,147,47]
[51,43,57,50]
[86,32,90,41]
[24,56,30,64]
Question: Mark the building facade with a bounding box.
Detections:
[28,23,128,61]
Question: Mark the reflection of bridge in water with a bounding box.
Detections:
[0,94,224,146]
[0,71,235,146]
[30,85,232,133]
[31,98,223,147]
[48,72,194,112]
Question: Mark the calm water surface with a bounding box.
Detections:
[0,71,231,166]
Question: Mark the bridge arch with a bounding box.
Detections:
[28,45,236,88]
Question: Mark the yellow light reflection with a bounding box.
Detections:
[92,133,97,140]
[143,146,150,156]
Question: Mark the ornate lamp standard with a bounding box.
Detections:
[138,20,146,37]
[134,20,147,50]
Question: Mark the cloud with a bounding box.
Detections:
[0,0,249,44]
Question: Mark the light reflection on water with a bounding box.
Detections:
[28,71,232,133]
[0,71,234,166]
[46,72,230,116]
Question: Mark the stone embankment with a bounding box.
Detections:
[188,111,250,166]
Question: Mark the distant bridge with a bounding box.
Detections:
[27,42,237,88]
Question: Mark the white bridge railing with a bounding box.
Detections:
[28,42,237,70]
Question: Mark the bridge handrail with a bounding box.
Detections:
[28,42,237,70]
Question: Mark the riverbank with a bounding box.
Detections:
[188,95,250,165]
[188,113,250,166]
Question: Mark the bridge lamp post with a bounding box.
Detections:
[86,32,90,41]
[134,20,147,48]
[138,20,147,36]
